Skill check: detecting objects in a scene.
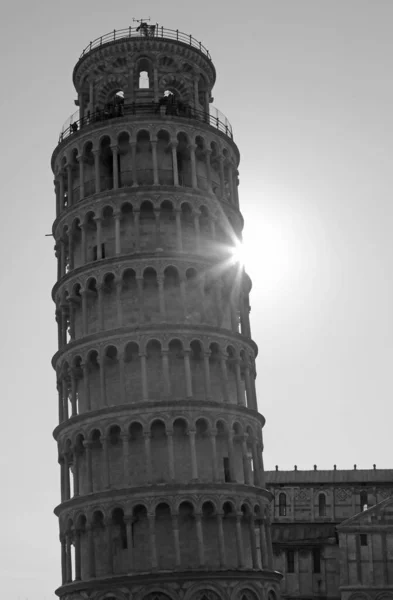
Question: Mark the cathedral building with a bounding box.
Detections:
[51,23,282,600]
[266,467,393,599]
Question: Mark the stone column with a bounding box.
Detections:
[65,532,72,582]
[81,361,90,412]
[203,351,212,399]
[66,164,73,207]
[134,210,140,251]
[204,149,212,188]
[259,519,268,568]
[184,350,193,397]
[235,513,245,567]
[167,430,175,480]
[217,512,226,567]
[57,381,63,423]
[235,359,245,405]
[189,429,198,480]
[244,362,253,409]
[59,171,65,210]
[193,209,201,251]
[96,283,104,330]
[93,150,100,193]
[137,276,144,321]
[111,145,119,189]
[154,209,161,248]
[78,155,85,200]
[189,143,198,188]
[106,520,113,574]
[218,156,225,198]
[118,349,126,405]
[81,290,88,335]
[220,352,229,402]
[73,449,80,497]
[87,525,95,577]
[68,229,74,271]
[175,209,182,251]
[115,277,123,327]
[131,142,138,186]
[83,441,93,493]
[249,515,259,568]
[102,436,110,488]
[171,142,179,185]
[98,351,107,407]
[227,431,236,482]
[251,439,261,486]
[62,377,69,421]
[81,223,87,264]
[242,437,252,484]
[140,353,148,400]
[148,514,158,568]
[172,514,181,567]
[195,513,205,566]
[122,433,129,484]
[60,535,67,584]
[114,210,121,255]
[74,530,82,580]
[125,518,133,572]
[210,429,219,481]
[162,350,171,396]
[70,368,78,417]
[153,67,159,101]
[158,276,166,320]
[151,140,159,185]
[144,432,152,482]
[95,217,102,259]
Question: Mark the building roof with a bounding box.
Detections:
[271,522,337,545]
[337,497,393,531]
[265,469,393,485]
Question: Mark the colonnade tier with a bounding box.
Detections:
[52,122,240,219]
[53,193,243,274]
[53,326,259,423]
[54,264,251,352]
[57,487,273,584]
[57,405,266,498]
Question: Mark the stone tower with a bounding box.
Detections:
[51,23,281,600]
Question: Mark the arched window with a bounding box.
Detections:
[139,71,149,88]
[286,549,295,573]
[360,491,368,511]
[318,493,327,517]
[278,493,287,516]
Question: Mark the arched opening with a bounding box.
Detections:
[278,493,287,517]
[318,493,327,517]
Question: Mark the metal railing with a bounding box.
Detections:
[58,102,233,144]
[79,25,211,60]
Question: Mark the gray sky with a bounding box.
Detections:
[1,0,392,597]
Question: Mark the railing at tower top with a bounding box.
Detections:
[58,102,233,144]
[79,25,211,60]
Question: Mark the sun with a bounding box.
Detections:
[230,240,247,266]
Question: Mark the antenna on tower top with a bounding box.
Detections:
[133,17,151,24]
[133,18,156,37]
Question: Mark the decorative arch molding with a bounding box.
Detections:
[184,583,228,600]
[133,586,179,600]
[230,583,263,600]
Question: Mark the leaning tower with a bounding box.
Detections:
[51,23,282,600]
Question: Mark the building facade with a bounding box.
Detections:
[51,24,281,600]
[265,468,393,599]
[338,496,393,599]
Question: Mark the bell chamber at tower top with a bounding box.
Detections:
[56,24,233,145]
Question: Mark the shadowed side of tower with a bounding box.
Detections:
[51,23,282,600]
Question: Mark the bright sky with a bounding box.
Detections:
[1,0,392,597]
